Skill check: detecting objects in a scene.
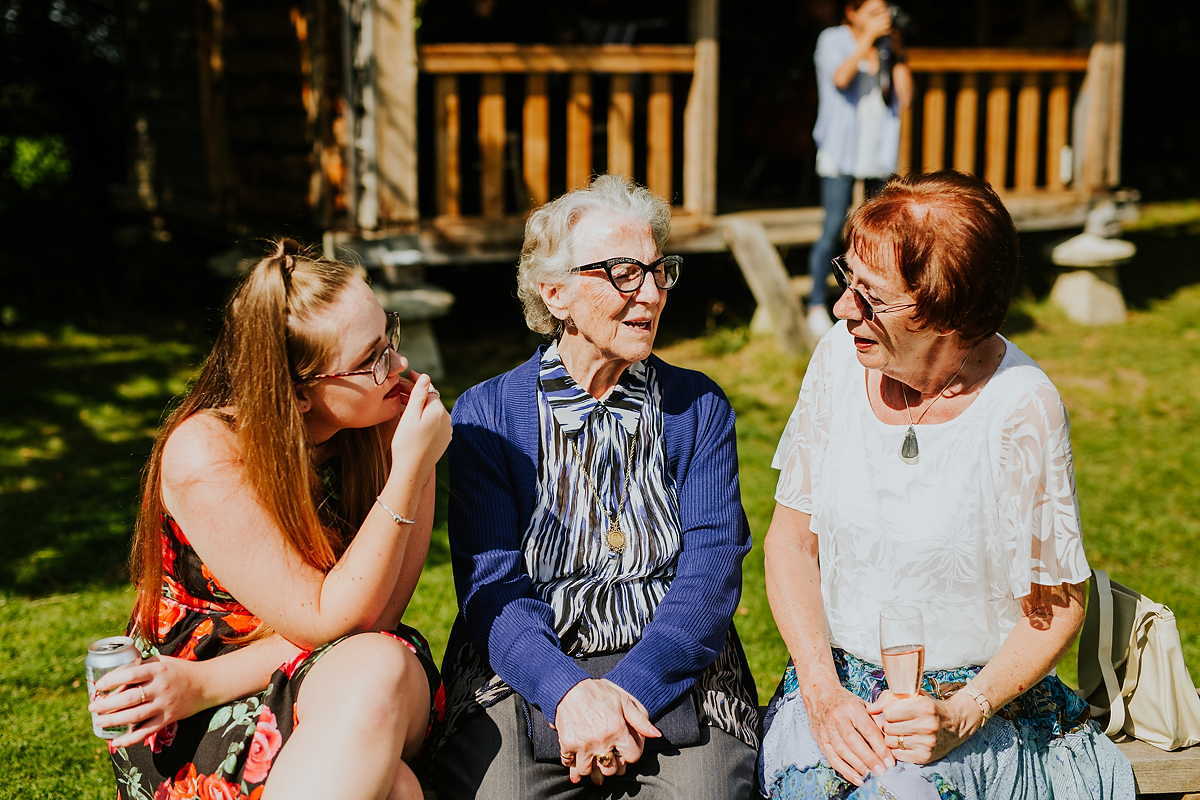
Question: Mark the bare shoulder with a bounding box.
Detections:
[161,410,243,488]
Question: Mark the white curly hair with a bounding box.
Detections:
[515,174,672,336]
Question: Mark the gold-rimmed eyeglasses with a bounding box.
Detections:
[297,311,402,386]
[831,256,918,321]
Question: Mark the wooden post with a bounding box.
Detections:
[985,72,1011,190]
[1083,0,1121,193]
[567,72,592,190]
[479,74,505,218]
[953,72,978,174]
[196,0,233,215]
[921,73,946,172]
[898,98,913,175]
[722,218,814,352]
[1015,71,1040,191]
[648,73,672,201]
[683,0,718,216]
[608,74,634,178]
[1045,72,1070,190]
[373,0,418,222]
[357,0,378,229]
[523,74,549,207]
[1105,0,1128,187]
[434,75,460,217]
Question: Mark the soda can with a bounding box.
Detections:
[85,635,141,740]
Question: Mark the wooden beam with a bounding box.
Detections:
[607,74,634,179]
[721,218,813,352]
[567,72,592,190]
[953,72,978,174]
[1014,71,1040,191]
[373,0,419,222]
[419,43,697,73]
[1105,0,1128,187]
[647,73,672,201]
[898,98,913,175]
[523,73,549,207]
[985,72,1011,190]
[683,0,718,217]
[1045,71,1070,190]
[922,72,946,172]
[906,48,1090,73]
[479,74,505,218]
[434,75,460,217]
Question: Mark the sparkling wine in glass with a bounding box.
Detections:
[880,606,925,697]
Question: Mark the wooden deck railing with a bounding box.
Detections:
[900,49,1092,194]
[418,43,713,223]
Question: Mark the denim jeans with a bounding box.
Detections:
[808,176,885,308]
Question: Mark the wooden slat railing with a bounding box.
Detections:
[418,43,703,223]
[901,49,1091,194]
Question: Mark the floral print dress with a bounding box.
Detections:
[109,515,444,800]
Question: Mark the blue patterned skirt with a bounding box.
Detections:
[758,649,1135,800]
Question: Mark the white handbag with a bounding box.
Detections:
[1076,569,1200,751]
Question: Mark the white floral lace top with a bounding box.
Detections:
[772,322,1091,669]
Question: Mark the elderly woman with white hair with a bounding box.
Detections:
[431,175,759,798]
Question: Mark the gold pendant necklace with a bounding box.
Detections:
[570,431,637,556]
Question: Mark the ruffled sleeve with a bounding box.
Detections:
[772,331,834,514]
[997,380,1091,598]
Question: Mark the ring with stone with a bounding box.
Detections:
[596,751,616,769]
[896,735,906,750]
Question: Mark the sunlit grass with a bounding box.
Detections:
[2,213,1199,797]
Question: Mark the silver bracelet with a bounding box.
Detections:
[375,496,416,526]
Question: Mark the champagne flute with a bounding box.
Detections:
[880,606,925,697]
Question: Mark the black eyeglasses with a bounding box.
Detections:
[569,255,682,294]
[298,311,402,386]
[831,256,917,321]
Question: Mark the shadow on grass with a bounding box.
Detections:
[0,331,195,595]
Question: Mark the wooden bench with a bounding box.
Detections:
[1118,739,1200,799]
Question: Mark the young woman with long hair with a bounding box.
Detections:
[87,239,450,799]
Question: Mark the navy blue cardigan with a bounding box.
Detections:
[445,347,751,724]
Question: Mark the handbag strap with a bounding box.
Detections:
[1092,569,1127,736]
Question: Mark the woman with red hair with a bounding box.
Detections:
[760,172,1134,799]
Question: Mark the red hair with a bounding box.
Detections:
[844,170,1020,342]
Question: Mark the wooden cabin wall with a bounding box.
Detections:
[123,0,342,234]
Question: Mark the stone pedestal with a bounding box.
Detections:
[373,285,454,380]
[1049,232,1135,326]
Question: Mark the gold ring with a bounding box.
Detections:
[596,751,615,769]
[139,687,147,705]
[896,735,906,750]
[560,752,576,767]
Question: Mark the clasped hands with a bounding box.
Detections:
[806,685,985,787]
[553,678,662,785]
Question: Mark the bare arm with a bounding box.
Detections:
[874,582,1086,764]
[91,634,303,748]
[162,375,449,650]
[765,503,892,785]
[831,34,877,90]
[374,472,435,630]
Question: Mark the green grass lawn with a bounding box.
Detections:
[2,211,1199,797]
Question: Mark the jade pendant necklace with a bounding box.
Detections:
[898,350,971,465]
[569,431,637,556]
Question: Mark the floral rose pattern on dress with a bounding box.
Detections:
[108,514,444,799]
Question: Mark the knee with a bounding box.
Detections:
[328,633,422,720]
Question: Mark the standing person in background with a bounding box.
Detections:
[806,0,913,338]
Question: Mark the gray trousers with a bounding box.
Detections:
[431,694,756,799]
